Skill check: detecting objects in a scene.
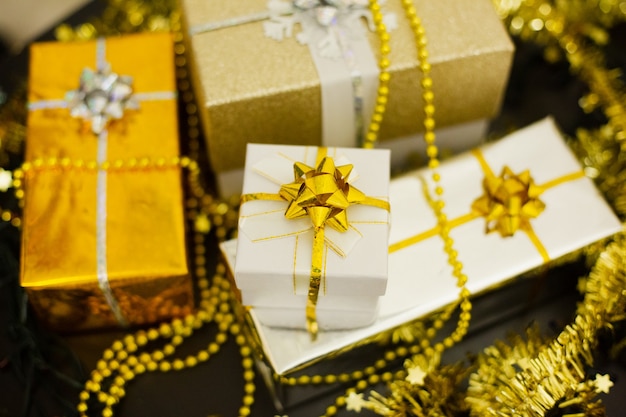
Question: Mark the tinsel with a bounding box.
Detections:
[1,0,626,416]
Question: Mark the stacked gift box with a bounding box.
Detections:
[220,118,622,409]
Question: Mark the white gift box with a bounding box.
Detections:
[234,144,391,330]
[224,117,622,378]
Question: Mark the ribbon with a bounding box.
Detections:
[27,38,177,327]
[389,148,586,262]
[240,146,390,339]
[189,0,396,148]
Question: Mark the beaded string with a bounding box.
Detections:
[362,0,391,149]
[396,0,473,356]
[318,1,473,414]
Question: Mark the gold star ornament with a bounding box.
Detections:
[406,364,427,386]
[345,391,367,412]
[594,373,613,394]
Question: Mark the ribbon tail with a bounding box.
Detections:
[523,225,551,263]
[306,226,325,340]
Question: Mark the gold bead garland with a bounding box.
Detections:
[385,0,473,363]
[362,0,392,149]
[317,1,474,414]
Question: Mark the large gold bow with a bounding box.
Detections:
[241,147,389,339]
[471,166,546,237]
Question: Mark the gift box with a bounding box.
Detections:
[180,0,514,196]
[221,117,622,409]
[235,144,391,332]
[20,33,193,332]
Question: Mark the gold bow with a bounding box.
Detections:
[241,148,389,340]
[471,166,546,237]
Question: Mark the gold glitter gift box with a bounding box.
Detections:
[220,118,623,410]
[20,33,194,332]
[180,0,515,196]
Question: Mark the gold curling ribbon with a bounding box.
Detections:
[389,148,586,263]
[241,147,390,340]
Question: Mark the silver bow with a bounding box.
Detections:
[65,63,139,134]
[293,0,369,27]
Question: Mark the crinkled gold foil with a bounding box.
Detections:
[21,33,193,331]
[181,0,514,173]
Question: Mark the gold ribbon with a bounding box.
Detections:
[389,148,586,262]
[241,146,390,340]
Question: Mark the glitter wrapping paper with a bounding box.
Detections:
[234,144,391,330]
[180,0,514,189]
[21,33,193,332]
[220,117,622,408]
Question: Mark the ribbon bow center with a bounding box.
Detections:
[66,64,138,135]
[472,167,546,237]
[280,156,360,232]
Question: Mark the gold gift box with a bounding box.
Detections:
[20,33,193,332]
[181,0,514,182]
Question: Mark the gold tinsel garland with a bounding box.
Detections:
[1,0,625,416]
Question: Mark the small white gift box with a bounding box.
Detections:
[224,117,622,378]
[234,144,391,330]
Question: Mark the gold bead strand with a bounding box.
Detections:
[76,265,230,417]
[363,0,392,149]
[399,0,472,356]
[320,3,474,414]
[76,195,230,417]
[233,322,256,417]
[278,342,412,387]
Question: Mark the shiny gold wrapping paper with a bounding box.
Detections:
[21,33,193,332]
[180,0,514,174]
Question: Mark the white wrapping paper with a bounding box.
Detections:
[224,117,622,375]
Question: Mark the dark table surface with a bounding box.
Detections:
[1,3,625,417]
